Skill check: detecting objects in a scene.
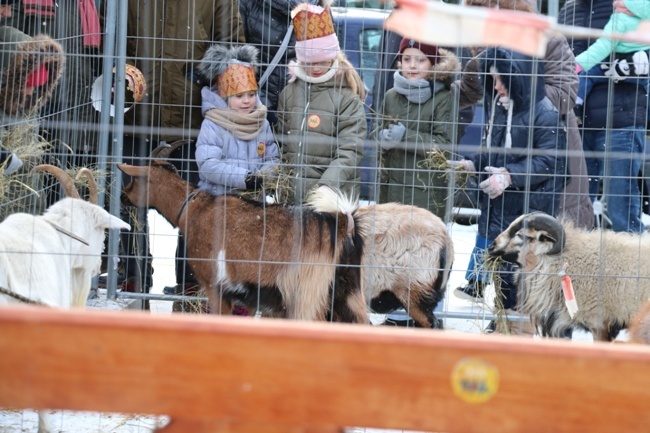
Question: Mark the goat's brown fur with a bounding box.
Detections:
[119,161,367,323]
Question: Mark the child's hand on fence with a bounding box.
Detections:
[380,122,406,149]
[479,166,511,199]
[602,58,631,82]
[447,159,476,172]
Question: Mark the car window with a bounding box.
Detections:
[360,28,382,95]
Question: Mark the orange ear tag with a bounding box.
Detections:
[257,142,265,157]
[559,262,578,319]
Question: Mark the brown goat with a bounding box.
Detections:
[118,161,368,323]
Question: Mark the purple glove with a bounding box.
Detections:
[479,166,511,199]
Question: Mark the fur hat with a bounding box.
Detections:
[291,3,340,63]
[199,44,259,99]
[398,38,440,65]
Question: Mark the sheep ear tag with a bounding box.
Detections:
[559,263,578,319]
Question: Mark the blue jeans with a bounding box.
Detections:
[583,126,645,233]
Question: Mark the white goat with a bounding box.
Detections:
[0,165,130,433]
[0,165,131,308]
[488,212,650,341]
[308,190,454,328]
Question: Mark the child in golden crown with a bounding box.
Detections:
[196,44,280,198]
[276,1,366,203]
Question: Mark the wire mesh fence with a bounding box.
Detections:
[0,0,648,338]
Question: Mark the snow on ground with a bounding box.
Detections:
[1,209,610,432]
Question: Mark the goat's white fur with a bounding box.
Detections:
[0,196,130,433]
[489,212,650,341]
[0,197,130,308]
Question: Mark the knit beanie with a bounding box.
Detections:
[199,44,259,99]
[291,3,340,63]
[398,38,440,65]
[25,64,49,87]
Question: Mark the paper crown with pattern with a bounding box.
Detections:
[216,63,258,99]
[199,44,259,99]
[291,3,339,63]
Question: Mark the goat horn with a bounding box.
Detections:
[150,143,172,159]
[31,164,80,199]
[151,139,192,160]
[75,168,98,205]
[523,212,566,255]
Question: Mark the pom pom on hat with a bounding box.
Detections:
[398,38,440,65]
[25,64,49,87]
[199,44,259,98]
[291,3,340,63]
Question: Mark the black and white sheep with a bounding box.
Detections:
[308,189,454,328]
[488,212,650,341]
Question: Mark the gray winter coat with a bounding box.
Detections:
[196,87,280,196]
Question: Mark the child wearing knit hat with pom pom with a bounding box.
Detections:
[374,37,460,220]
[276,1,367,203]
[195,43,280,198]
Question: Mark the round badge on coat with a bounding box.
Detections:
[307,114,321,128]
[257,142,265,157]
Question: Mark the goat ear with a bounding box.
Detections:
[106,214,131,231]
[91,205,131,231]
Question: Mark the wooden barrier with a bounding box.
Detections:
[1,305,650,433]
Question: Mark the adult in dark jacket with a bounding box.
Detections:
[559,0,648,233]
[239,0,322,126]
[453,47,567,315]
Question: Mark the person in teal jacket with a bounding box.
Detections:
[574,0,650,112]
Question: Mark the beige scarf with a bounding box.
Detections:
[203,105,268,140]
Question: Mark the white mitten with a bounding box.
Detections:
[632,50,649,75]
[479,166,511,199]
[602,58,631,82]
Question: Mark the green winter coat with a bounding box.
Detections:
[374,48,459,219]
[277,69,366,203]
[124,0,245,142]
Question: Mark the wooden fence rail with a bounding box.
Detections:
[0,306,649,433]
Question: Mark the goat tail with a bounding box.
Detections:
[305,185,358,215]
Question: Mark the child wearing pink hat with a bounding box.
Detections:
[374,37,460,219]
[276,1,367,203]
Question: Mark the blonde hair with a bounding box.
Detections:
[336,52,365,100]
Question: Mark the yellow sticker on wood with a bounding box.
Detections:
[451,358,500,404]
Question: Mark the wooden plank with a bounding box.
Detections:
[1,306,650,433]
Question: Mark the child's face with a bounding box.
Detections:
[492,74,509,98]
[303,59,334,78]
[227,90,257,113]
[400,48,432,81]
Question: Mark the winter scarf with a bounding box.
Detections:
[486,94,514,149]
[392,70,444,104]
[287,59,339,84]
[203,105,268,140]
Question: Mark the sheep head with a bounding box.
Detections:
[488,212,566,270]
[118,161,179,208]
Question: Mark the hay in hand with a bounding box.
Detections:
[238,166,293,204]
[419,147,471,192]
[0,117,53,218]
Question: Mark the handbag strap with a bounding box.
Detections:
[258,23,294,88]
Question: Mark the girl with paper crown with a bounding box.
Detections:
[196,44,280,198]
[276,1,367,203]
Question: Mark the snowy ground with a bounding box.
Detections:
[1,209,616,432]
